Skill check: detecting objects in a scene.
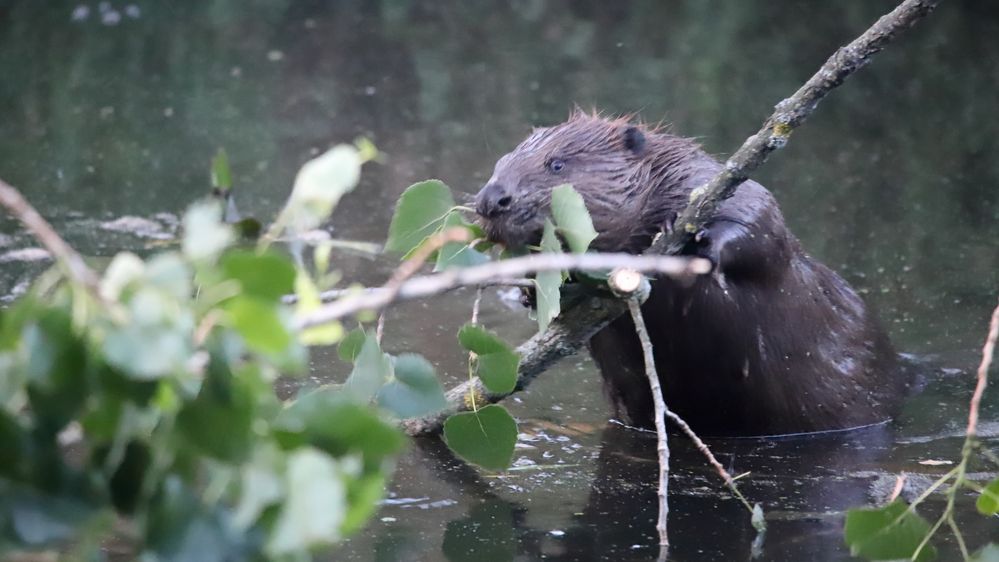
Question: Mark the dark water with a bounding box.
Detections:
[2,1,998,560]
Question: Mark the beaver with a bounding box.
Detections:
[474,111,908,436]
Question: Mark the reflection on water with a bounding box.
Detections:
[1,1,998,560]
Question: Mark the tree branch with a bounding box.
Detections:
[402,0,942,436]
[281,279,535,305]
[0,178,100,293]
[294,253,709,330]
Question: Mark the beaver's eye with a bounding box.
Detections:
[548,158,566,173]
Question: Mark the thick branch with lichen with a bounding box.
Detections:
[403,0,942,436]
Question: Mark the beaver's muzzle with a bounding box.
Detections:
[475,181,513,219]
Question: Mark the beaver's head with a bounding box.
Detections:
[474,113,655,251]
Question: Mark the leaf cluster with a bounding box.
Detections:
[0,143,439,560]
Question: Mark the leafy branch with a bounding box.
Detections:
[845,299,999,561]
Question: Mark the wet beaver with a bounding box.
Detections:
[474,112,908,436]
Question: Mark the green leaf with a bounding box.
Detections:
[2,484,102,547]
[267,448,348,555]
[145,476,249,561]
[104,326,191,381]
[457,323,510,354]
[23,309,89,429]
[145,253,193,300]
[100,252,146,301]
[343,336,392,403]
[232,445,285,530]
[286,145,363,231]
[0,411,29,481]
[443,405,517,471]
[232,217,262,239]
[211,148,232,192]
[176,352,256,463]
[338,328,366,362]
[972,544,999,562]
[0,296,41,351]
[354,137,380,163]
[293,270,343,346]
[534,219,563,332]
[222,251,296,301]
[434,211,489,271]
[844,499,935,561]
[977,477,999,515]
[226,297,292,355]
[275,388,404,462]
[457,324,519,394]
[385,180,455,254]
[182,200,233,262]
[377,354,447,418]
[103,286,195,380]
[341,472,386,537]
[550,183,597,253]
[106,441,152,514]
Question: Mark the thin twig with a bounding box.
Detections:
[465,286,486,411]
[947,513,969,561]
[296,253,709,329]
[471,286,484,326]
[376,227,472,343]
[663,409,755,514]
[888,473,908,503]
[967,298,999,440]
[627,298,670,548]
[375,312,386,344]
[0,178,100,292]
[281,279,535,305]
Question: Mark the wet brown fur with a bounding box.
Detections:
[476,112,909,436]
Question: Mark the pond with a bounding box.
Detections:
[1,1,998,560]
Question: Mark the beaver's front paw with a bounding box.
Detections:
[662,211,679,236]
[681,227,721,272]
[519,285,537,309]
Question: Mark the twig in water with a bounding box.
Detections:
[888,473,908,503]
[627,297,670,549]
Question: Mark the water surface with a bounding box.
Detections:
[2,1,998,560]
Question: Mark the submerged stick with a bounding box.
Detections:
[403,0,942,436]
[627,297,670,549]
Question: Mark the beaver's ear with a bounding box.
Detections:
[622,126,646,155]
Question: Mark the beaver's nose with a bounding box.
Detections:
[475,182,513,218]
